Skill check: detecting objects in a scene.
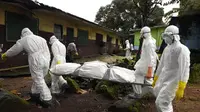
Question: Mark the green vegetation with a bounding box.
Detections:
[0,89,30,112]
[189,63,200,83]
[65,77,81,92]
[116,58,135,70]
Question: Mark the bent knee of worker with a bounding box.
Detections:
[155,97,170,109]
[33,78,47,85]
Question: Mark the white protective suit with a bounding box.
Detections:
[49,36,68,94]
[125,39,132,59]
[132,26,157,96]
[5,28,52,101]
[154,25,190,112]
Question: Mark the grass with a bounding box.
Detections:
[75,55,124,64]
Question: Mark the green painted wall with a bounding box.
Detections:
[133,26,166,50]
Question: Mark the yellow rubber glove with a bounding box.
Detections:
[1,53,7,61]
[56,60,61,64]
[152,75,158,87]
[146,67,152,79]
[176,81,186,100]
[75,52,79,56]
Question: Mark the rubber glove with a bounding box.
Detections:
[56,60,61,64]
[152,75,158,87]
[146,67,152,79]
[75,52,79,56]
[176,81,186,100]
[1,53,7,61]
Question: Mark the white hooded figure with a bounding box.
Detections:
[129,26,157,98]
[2,28,52,103]
[130,43,134,51]
[125,39,132,59]
[49,36,68,94]
[153,25,190,112]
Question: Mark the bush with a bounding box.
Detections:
[189,63,200,83]
[65,77,81,92]
[95,81,133,99]
[115,58,135,70]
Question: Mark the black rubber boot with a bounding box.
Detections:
[39,97,60,108]
[60,83,70,94]
[28,93,40,102]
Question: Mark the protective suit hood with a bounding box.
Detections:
[125,40,129,44]
[163,25,180,44]
[49,35,58,45]
[21,28,33,38]
[140,26,151,39]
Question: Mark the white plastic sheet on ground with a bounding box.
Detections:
[50,63,81,75]
[103,66,135,83]
[74,61,108,79]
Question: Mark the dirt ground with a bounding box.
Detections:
[1,55,200,112]
[1,76,200,112]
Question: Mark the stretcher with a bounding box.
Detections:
[49,61,152,86]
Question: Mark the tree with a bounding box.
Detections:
[95,0,164,34]
[131,0,163,61]
[164,0,200,16]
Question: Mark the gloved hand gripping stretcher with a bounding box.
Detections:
[49,61,152,86]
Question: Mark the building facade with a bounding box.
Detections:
[0,0,121,69]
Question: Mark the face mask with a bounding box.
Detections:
[140,32,149,39]
[164,37,173,45]
[140,34,144,39]
[162,32,174,45]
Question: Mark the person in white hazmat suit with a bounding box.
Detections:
[1,28,53,107]
[125,39,132,59]
[152,25,190,112]
[49,36,68,94]
[129,26,157,98]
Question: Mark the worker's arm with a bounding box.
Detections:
[5,40,23,57]
[152,47,166,87]
[176,48,190,100]
[178,48,190,84]
[155,47,167,77]
[146,43,157,78]
[73,43,78,55]
[52,43,62,64]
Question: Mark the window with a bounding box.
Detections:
[107,35,112,43]
[54,24,63,40]
[67,27,74,42]
[96,33,103,44]
[77,29,88,45]
[96,33,104,47]
[6,12,38,42]
[116,39,119,45]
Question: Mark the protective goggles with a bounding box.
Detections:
[140,32,150,38]
[161,32,178,40]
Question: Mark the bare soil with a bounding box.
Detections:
[1,76,200,112]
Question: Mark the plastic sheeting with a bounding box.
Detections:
[74,61,108,79]
[50,61,136,84]
[103,66,135,83]
[50,63,81,75]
